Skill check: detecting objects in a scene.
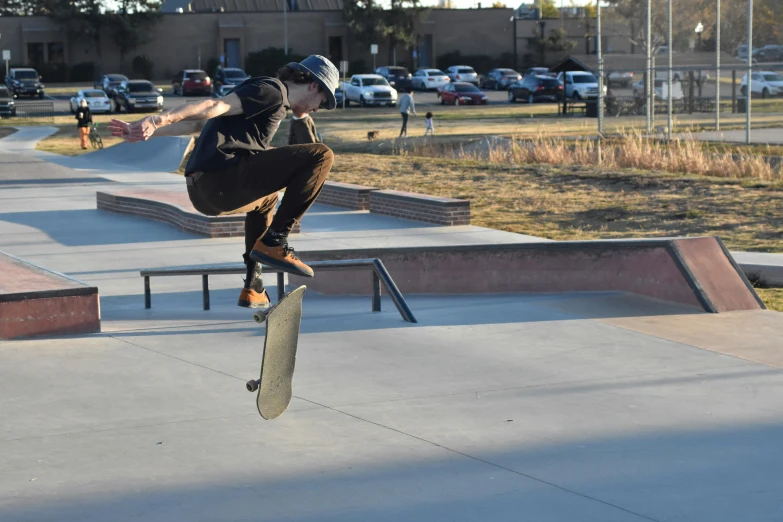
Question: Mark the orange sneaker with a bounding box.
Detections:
[249,240,314,278]
[237,288,271,309]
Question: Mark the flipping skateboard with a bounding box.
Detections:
[245,285,306,420]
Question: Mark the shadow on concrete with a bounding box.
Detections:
[99,290,702,336]
[0,209,202,246]
[3,419,783,521]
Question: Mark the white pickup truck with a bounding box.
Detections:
[342,74,398,107]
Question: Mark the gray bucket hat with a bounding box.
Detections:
[287,55,340,110]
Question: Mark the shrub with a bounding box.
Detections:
[70,62,95,82]
[131,55,154,80]
[245,47,306,77]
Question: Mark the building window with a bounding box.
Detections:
[48,42,65,64]
[27,42,44,67]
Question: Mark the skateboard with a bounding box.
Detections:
[245,285,306,420]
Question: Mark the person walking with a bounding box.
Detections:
[398,88,416,138]
[75,99,92,150]
[108,55,340,310]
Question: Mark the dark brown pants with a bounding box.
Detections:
[187,143,334,261]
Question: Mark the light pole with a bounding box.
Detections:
[746,0,752,144]
[510,15,517,71]
[695,22,704,52]
[284,0,289,55]
[667,0,673,137]
[597,0,604,136]
[715,0,721,130]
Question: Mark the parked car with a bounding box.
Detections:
[94,74,128,98]
[335,86,344,106]
[70,89,113,113]
[558,71,606,99]
[0,86,16,118]
[740,71,783,98]
[607,71,634,87]
[508,75,562,103]
[172,69,212,96]
[755,45,783,63]
[212,84,235,98]
[445,65,479,85]
[632,78,684,100]
[5,68,44,99]
[523,67,552,77]
[411,69,450,91]
[437,82,488,105]
[480,68,521,90]
[374,66,412,91]
[342,74,397,107]
[213,67,249,91]
[114,80,165,113]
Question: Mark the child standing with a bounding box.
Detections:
[424,112,434,136]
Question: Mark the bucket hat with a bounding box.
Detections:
[287,55,339,110]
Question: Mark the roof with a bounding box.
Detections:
[551,52,742,73]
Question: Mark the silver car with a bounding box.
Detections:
[412,69,450,91]
[445,66,479,85]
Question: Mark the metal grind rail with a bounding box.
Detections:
[140,258,417,323]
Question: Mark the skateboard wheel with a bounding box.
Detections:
[246,379,259,392]
[253,311,267,323]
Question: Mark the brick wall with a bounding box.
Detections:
[96,192,300,237]
[318,181,377,210]
[369,190,470,226]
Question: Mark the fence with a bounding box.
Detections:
[12,102,54,124]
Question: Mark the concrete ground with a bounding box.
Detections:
[2,131,783,521]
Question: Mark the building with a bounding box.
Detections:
[0,4,636,81]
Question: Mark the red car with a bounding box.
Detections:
[437,82,488,105]
[172,69,212,96]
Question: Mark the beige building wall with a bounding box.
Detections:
[0,9,633,80]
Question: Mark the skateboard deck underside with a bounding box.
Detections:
[257,285,305,420]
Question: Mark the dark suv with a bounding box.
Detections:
[374,66,412,91]
[5,68,45,98]
[213,67,249,91]
[114,80,164,113]
[0,86,16,118]
[94,74,129,99]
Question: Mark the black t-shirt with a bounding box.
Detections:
[185,77,290,173]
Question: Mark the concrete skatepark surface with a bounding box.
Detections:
[2,129,783,521]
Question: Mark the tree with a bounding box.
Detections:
[108,0,162,73]
[342,0,425,64]
[539,0,559,18]
[48,0,109,75]
[583,1,596,18]
[0,0,49,16]
[529,27,576,64]
[385,0,424,63]
[491,1,506,7]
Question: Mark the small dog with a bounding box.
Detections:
[367,130,380,141]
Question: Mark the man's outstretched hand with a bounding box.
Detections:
[108,116,158,143]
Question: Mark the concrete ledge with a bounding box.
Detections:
[289,236,764,313]
[369,190,471,226]
[97,190,300,237]
[0,251,100,339]
[318,181,377,210]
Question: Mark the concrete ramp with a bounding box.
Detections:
[291,236,765,313]
[65,136,194,173]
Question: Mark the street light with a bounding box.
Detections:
[695,22,704,52]
[510,15,517,71]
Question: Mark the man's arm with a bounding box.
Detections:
[108,93,244,142]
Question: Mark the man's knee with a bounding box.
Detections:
[313,143,334,168]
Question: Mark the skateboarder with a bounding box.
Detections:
[108,55,339,310]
